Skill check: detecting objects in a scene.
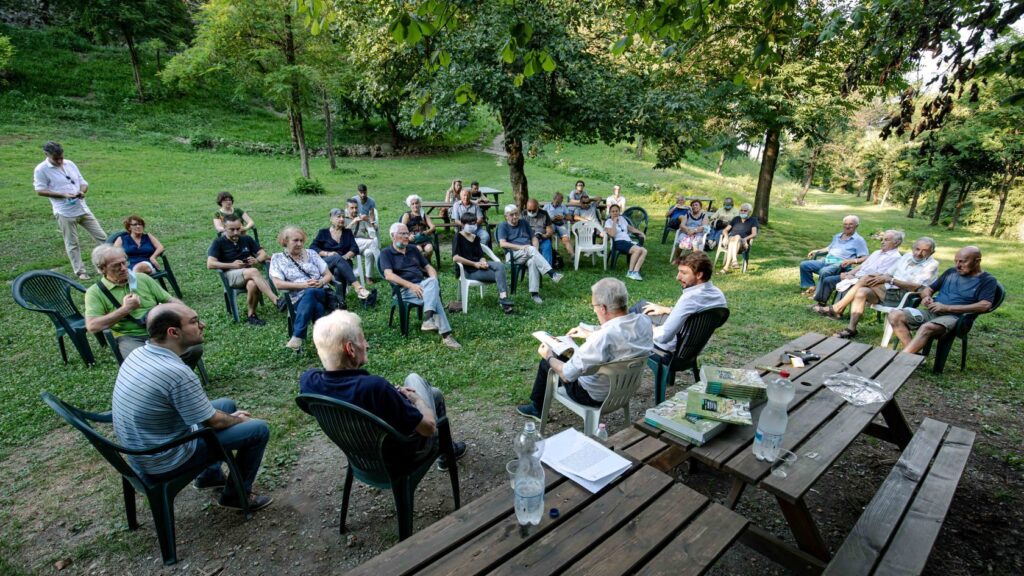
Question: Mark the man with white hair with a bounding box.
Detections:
[799,214,869,297]
[497,204,563,304]
[517,278,652,420]
[379,222,461,349]
[811,229,905,307]
[345,198,380,282]
[300,310,467,469]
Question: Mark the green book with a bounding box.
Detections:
[685,390,753,425]
[700,365,767,404]
[643,387,727,445]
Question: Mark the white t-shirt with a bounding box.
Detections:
[33,158,91,217]
[604,217,632,242]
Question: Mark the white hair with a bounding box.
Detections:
[405,194,422,208]
[389,222,406,236]
[739,203,753,211]
[92,244,125,273]
[504,204,519,216]
[843,214,860,225]
[884,229,905,247]
[313,310,363,368]
[915,236,936,251]
[592,278,628,312]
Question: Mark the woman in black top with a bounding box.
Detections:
[310,208,371,299]
[452,212,513,314]
[400,194,436,260]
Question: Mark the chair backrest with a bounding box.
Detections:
[295,394,420,482]
[12,270,87,323]
[40,392,142,481]
[572,220,604,250]
[958,281,1006,335]
[674,307,731,367]
[597,357,647,412]
[623,207,649,234]
[105,231,125,244]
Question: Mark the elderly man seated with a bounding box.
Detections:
[85,244,203,368]
[799,215,869,297]
[300,310,467,469]
[380,222,462,350]
[819,237,939,339]
[523,198,555,264]
[516,278,652,420]
[497,204,564,304]
[811,229,905,308]
[206,213,282,325]
[888,246,999,355]
[543,192,575,258]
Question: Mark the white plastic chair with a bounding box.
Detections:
[669,228,708,262]
[456,244,501,314]
[872,291,917,348]
[572,220,606,270]
[539,356,647,437]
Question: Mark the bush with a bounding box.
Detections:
[290,177,326,196]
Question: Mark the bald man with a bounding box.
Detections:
[888,246,999,355]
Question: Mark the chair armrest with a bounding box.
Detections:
[482,244,501,262]
[118,426,221,457]
[78,408,114,423]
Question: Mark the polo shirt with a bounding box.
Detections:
[33,158,91,217]
[84,273,173,337]
[932,269,998,309]
[727,216,759,238]
[826,232,869,260]
[497,219,533,246]
[451,200,484,223]
[112,343,216,475]
[543,203,569,224]
[208,234,261,263]
[299,368,423,437]
[604,217,632,242]
[380,245,429,284]
[524,210,552,237]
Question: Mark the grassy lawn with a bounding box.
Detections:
[0,126,1020,571]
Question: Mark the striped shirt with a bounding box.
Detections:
[112,343,215,475]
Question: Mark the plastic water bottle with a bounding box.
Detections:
[753,371,795,462]
[596,423,609,441]
[513,421,545,526]
[127,270,139,293]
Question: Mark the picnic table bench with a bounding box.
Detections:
[346,427,747,576]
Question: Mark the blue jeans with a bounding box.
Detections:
[536,238,553,264]
[292,287,330,339]
[799,259,841,289]
[145,398,270,501]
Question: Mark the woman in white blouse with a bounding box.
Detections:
[270,226,334,350]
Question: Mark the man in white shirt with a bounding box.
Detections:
[630,251,728,355]
[33,142,107,280]
[517,278,652,420]
[812,229,904,306]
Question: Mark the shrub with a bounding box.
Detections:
[290,177,326,196]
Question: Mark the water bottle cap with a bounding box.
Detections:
[549,508,560,518]
[778,370,790,378]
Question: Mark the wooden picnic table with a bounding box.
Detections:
[347,427,747,576]
[634,332,923,574]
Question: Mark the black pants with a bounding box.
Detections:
[323,253,358,285]
[529,358,601,410]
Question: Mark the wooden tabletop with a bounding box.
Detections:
[347,428,746,576]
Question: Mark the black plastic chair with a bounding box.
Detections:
[101,329,211,387]
[217,261,276,323]
[647,307,730,404]
[295,394,460,540]
[608,208,648,269]
[378,259,424,336]
[924,281,1005,374]
[41,392,250,565]
[12,270,106,366]
[105,232,182,298]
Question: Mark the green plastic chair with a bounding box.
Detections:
[40,392,250,565]
[101,329,211,387]
[12,270,107,366]
[295,393,460,540]
[378,258,424,336]
[105,232,183,298]
[925,281,1005,374]
[647,307,730,404]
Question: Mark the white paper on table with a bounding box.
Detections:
[541,428,632,493]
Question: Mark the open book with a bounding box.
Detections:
[533,331,579,357]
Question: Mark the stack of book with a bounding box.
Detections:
[699,366,767,406]
[643,384,728,445]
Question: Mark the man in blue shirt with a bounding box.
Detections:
[497,204,563,304]
[888,246,999,355]
[798,215,869,296]
[300,310,466,469]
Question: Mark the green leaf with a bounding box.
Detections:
[733,72,746,85]
[389,16,408,43]
[511,21,533,45]
[438,49,451,68]
[540,51,556,72]
[514,73,524,87]
[406,19,422,44]
[501,39,515,64]
[611,36,631,56]
[412,109,424,126]
[524,54,537,77]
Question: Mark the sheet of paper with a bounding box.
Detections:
[541,428,632,492]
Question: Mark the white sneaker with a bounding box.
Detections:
[531,294,544,304]
[550,272,564,283]
[633,272,643,281]
[442,334,462,350]
[421,318,438,332]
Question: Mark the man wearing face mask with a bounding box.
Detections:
[706,197,739,249]
[523,198,555,265]
[543,192,575,258]
[719,203,758,272]
[497,205,563,304]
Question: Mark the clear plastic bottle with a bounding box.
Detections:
[595,423,609,441]
[513,421,545,525]
[753,371,795,462]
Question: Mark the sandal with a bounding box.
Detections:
[813,305,840,320]
[834,328,858,339]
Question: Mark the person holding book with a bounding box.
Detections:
[516,278,652,420]
[629,251,727,357]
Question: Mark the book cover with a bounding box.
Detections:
[700,366,767,402]
[643,388,727,444]
[532,331,579,357]
[685,390,753,425]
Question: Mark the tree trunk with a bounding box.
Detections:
[285,14,310,178]
[990,175,1015,236]
[503,127,529,209]
[122,26,145,102]
[930,180,952,226]
[908,185,921,217]
[715,149,726,175]
[322,87,336,170]
[796,145,820,205]
[948,181,972,230]
[385,114,402,149]
[753,128,780,225]
[635,136,645,159]
[864,176,875,202]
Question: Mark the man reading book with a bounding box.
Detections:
[517,278,652,420]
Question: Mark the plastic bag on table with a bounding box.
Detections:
[823,372,891,406]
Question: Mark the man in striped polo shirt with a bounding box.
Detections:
[112,302,272,511]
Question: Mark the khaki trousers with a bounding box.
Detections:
[56,213,107,276]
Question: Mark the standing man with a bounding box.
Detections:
[798,215,869,297]
[451,188,491,246]
[112,303,272,511]
[33,141,107,280]
[206,214,282,325]
[497,205,563,304]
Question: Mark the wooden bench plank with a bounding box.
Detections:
[874,425,976,576]
[487,466,674,576]
[637,502,749,576]
[560,484,708,576]
[822,418,949,576]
